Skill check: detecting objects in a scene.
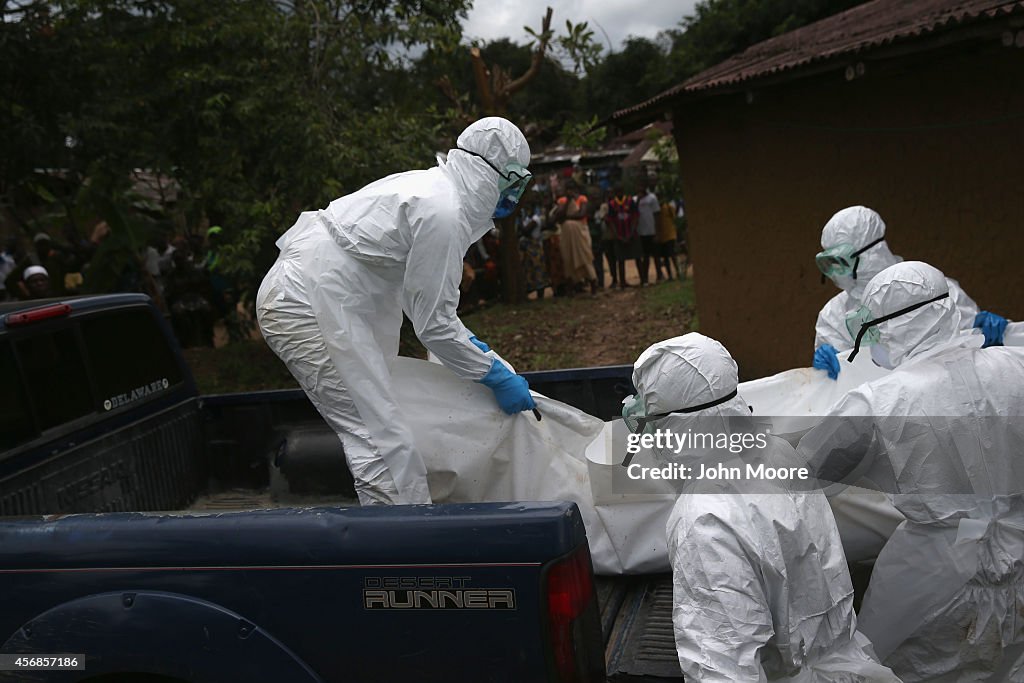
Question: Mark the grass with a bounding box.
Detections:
[184,277,698,393]
[183,338,297,394]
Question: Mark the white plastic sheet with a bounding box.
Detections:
[738,348,889,443]
[393,356,676,574]
[1003,321,1024,346]
[398,349,909,572]
[583,422,677,574]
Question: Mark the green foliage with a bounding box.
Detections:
[1,0,866,305]
[78,196,153,294]
[2,0,469,289]
[554,20,603,75]
[182,338,299,393]
[560,115,606,151]
[642,277,696,322]
[522,22,553,50]
[522,18,601,76]
[583,37,676,120]
[666,0,867,79]
[578,1,865,121]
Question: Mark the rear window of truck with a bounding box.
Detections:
[0,339,34,450]
[15,327,93,432]
[80,308,184,411]
[1,306,186,452]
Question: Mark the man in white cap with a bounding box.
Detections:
[22,265,51,300]
[799,261,1024,681]
[628,332,898,682]
[257,117,537,506]
[31,232,71,296]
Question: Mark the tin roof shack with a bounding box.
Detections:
[614,0,1024,377]
[530,122,675,195]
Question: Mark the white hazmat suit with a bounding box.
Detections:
[634,334,898,682]
[256,117,531,506]
[799,261,1024,681]
[814,206,977,351]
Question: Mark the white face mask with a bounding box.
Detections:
[870,342,896,369]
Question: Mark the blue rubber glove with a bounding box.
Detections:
[974,311,1007,348]
[813,344,841,380]
[478,359,536,414]
[469,335,491,352]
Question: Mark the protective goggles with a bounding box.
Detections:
[457,147,533,203]
[815,236,885,280]
[621,389,739,436]
[846,292,950,362]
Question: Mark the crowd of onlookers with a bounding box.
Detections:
[460,177,689,307]
[1,223,107,303]
[0,224,234,348]
[4,179,687,343]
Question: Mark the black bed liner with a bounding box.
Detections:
[598,575,683,681]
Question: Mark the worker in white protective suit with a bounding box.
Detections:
[256,117,537,506]
[798,261,1024,682]
[811,206,1006,379]
[628,333,899,682]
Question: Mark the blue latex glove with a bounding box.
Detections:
[813,344,841,380]
[469,335,491,352]
[478,359,536,414]
[974,311,1007,348]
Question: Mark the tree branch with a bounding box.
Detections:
[504,6,552,97]
[435,75,474,126]
[469,46,495,114]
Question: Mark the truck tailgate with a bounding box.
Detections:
[0,502,602,683]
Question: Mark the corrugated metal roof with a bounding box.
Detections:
[531,122,673,168]
[614,0,1024,120]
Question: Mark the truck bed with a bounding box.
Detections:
[598,576,682,682]
[169,379,689,681]
[187,488,357,512]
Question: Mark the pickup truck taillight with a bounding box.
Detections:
[545,543,605,682]
[4,303,72,326]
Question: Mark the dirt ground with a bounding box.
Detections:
[458,262,697,371]
[184,261,697,393]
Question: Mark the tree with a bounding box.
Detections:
[2,0,866,308]
[468,12,558,305]
[666,0,868,79]
[430,8,598,304]
[2,0,471,292]
[469,8,552,118]
[583,36,674,120]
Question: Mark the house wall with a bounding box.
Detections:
[672,40,1024,379]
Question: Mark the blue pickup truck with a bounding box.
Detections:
[0,294,680,682]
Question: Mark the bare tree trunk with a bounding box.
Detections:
[458,7,555,305]
[498,216,525,304]
[470,47,496,116]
